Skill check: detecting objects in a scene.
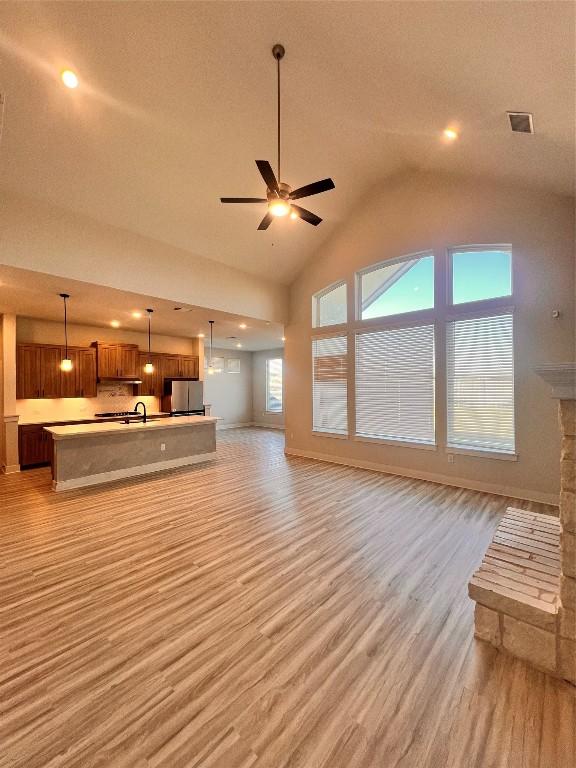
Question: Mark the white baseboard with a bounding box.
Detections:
[252,423,285,430]
[284,448,559,507]
[53,451,217,492]
[216,422,254,431]
[1,463,21,474]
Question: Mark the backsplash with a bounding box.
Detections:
[16,383,160,424]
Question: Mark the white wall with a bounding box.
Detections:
[0,188,288,324]
[285,170,575,504]
[203,347,254,428]
[252,349,285,429]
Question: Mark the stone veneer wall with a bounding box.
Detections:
[558,400,576,684]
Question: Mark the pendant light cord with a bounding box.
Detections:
[209,321,214,366]
[64,297,68,357]
[147,311,152,360]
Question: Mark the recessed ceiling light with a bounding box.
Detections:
[236,343,242,348]
[131,311,142,319]
[61,69,79,89]
[443,128,458,141]
[239,323,247,329]
[198,333,205,338]
[110,320,120,328]
[281,336,286,341]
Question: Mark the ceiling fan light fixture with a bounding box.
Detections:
[269,199,290,217]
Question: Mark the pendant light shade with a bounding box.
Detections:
[144,309,154,374]
[59,293,73,372]
[207,320,215,375]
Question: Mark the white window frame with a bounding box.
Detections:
[445,306,517,458]
[265,357,283,414]
[312,280,348,329]
[356,250,435,322]
[311,332,349,437]
[447,244,513,308]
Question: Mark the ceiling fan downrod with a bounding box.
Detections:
[272,44,285,185]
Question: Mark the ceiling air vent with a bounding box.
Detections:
[507,112,534,134]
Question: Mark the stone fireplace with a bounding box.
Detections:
[536,363,576,684]
[469,364,575,684]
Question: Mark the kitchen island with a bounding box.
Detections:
[45,416,217,491]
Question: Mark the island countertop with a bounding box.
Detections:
[45,415,217,440]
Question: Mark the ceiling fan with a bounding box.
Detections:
[220,44,335,230]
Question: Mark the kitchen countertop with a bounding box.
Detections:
[19,413,170,426]
[44,415,217,440]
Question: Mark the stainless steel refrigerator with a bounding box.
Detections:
[168,380,205,414]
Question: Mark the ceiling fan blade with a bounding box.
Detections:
[220,197,267,203]
[256,160,279,194]
[290,178,335,200]
[257,211,274,230]
[291,205,322,226]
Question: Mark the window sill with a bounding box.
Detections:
[354,435,437,451]
[265,410,283,415]
[312,430,348,440]
[446,446,518,461]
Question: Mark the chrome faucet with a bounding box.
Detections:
[134,401,147,423]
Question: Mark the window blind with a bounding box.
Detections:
[355,324,435,444]
[312,336,348,434]
[447,312,515,453]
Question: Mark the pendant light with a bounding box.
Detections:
[144,309,154,374]
[59,293,73,372]
[207,320,215,375]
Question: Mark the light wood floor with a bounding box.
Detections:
[1,428,574,768]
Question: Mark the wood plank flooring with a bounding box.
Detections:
[1,428,574,768]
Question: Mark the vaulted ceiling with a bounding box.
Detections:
[0,1,573,285]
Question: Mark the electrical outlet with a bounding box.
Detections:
[160,443,166,452]
[447,453,454,464]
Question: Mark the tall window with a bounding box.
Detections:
[313,282,347,327]
[266,358,283,413]
[356,324,435,445]
[311,244,515,456]
[447,313,515,453]
[312,336,348,435]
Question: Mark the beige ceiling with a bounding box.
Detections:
[0,265,284,351]
[0,2,573,286]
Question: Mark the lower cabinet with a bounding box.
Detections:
[19,425,53,468]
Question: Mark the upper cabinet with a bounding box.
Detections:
[60,348,97,398]
[16,342,198,400]
[160,354,199,379]
[136,352,163,397]
[16,344,97,399]
[93,343,138,379]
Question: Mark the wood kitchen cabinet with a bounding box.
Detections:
[19,424,53,468]
[160,354,199,379]
[16,345,42,399]
[136,353,163,397]
[93,343,138,379]
[17,344,97,400]
[60,348,97,398]
[17,344,62,399]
